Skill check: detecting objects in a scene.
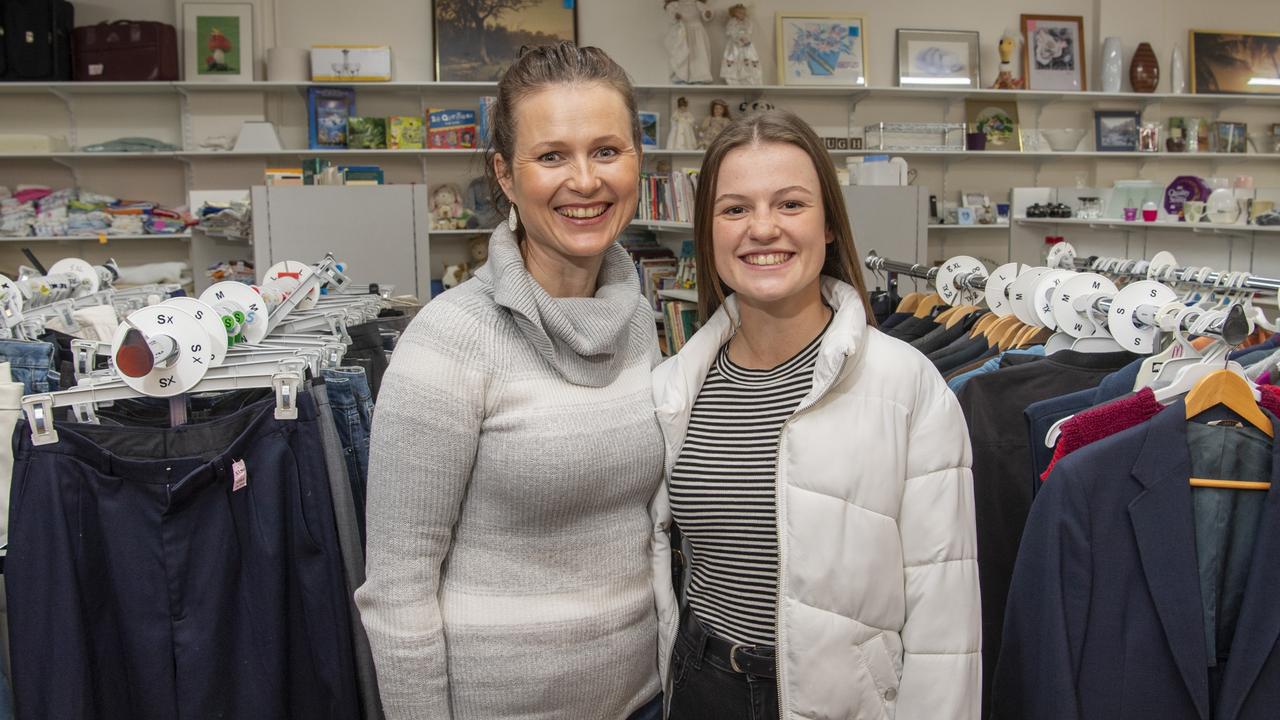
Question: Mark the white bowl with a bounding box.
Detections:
[1041,128,1087,152]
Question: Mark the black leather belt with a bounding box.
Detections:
[680,608,777,678]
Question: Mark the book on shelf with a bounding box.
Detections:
[307,87,356,150]
[428,109,477,149]
[265,167,304,186]
[347,117,388,149]
[388,116,425,149]
[662,300,699,355]
[478,96,496,144]
[640,258,678,312]
[637,168,700,224]
[337,165,384,185]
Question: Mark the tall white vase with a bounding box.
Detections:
[1171,46,1187,93]
[1101,37,1123,93]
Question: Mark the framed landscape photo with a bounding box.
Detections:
[1095,110,1141,151]
[638,111,660,148]
[1021,14,1085,91]
[896,29,980,88]
[776,14,867,87]
[182,3,254,82]
[433,0,577,82]
[1190,30,1280,95]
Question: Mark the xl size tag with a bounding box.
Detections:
[232,459,248,491]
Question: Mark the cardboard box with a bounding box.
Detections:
[428,109,477,149]
[310,45,392,82]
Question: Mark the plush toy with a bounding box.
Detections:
[431,183,472,230]
[464,176,502,229]
[737,99,774,114]
[468,235,488,269]
[442,261,471,289]
[993,31,1024,89]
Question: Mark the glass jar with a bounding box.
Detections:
[1076,197,1103,219]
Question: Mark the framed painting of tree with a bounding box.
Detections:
[1190,30,1280,95]
[434,0,579,81]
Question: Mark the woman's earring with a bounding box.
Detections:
[508,204,519,232]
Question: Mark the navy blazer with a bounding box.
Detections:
[992,401,1280,720]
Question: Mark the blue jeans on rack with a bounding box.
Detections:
[0,340,54,395]
[322,367,374,548]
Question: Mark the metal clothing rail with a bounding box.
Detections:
[1090,256,1280,293]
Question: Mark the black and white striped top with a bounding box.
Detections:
[669,326,826,646]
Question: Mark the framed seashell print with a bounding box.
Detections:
[896,29,981,88]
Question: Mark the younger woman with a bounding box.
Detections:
[651,110,981,719]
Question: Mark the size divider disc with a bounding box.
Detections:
[1052,273,1118,339]
[1046,241,1078,270]
[161,297,228,368]
[265,260,319,311]
[1108,280,1180,354]
[1146,251,1179,281]
[111,305,209,397]
[1034,269,1077,329]
[935,255,987,307]
[1008,267,1051,326]
[200,282,272,345]
[986,263,1030,317]
[48,258,100,296]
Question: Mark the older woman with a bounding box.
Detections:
[356,43,665,720]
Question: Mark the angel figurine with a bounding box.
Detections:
[698,99,731,149]
[667,96,699,150]
[720,4,762,86]
[664,0,713,84]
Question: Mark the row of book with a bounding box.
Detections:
[638,169,700,224]
[307,88,495,150]
[662,301,699,356]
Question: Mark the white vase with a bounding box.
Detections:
[1101,37,1123,93]
[1170,46,1187,94]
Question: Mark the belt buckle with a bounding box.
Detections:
[729,644,748,673]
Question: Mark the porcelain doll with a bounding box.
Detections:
[665,0,713,84]
[667,97,699,150]
[698,99,731,149]
[720,4,761,86]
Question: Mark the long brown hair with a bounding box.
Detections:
[693,109,875,325]
[484,42,642,219]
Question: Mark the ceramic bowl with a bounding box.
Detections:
[1041,128,1087,152]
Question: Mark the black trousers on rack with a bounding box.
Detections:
[5,392,359,720]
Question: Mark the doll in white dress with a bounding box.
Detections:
[720,4,761,86]
[697,99,731,149]
[664,0,713,84]
[667,96,699,150]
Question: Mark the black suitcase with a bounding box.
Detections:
[1,0,74,80]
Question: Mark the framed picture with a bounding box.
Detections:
[182,3,254,82]
[1095,111,1141,151]
[1021,14,1085,91]
[638,112,660,148]
[956,207,976,225]
[965,99,1021,150]
[1214,121,1247,153]
[433,0,577,82]
[896,29,980,88]
[961,190,990,208]
[1191,31,1280,94]
[776,14,867,87]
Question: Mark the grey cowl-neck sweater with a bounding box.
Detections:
[356,225,665,720]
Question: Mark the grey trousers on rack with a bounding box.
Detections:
[313,381,386,720]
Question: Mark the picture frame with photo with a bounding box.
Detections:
[638,111,660,148]
[1190,30,1280,95]
[965,99,1022,150]
[1021,14,1086,91]
[1095,110,1141,152]
[896,29,980,88]
[956,207,976,225]
[1214,121,1247,153]
[776,14,867,87]
[961,190,990,208]
[182,3,254,82]
[433,0,577,82]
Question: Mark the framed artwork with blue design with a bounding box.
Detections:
[896,29,980,88]
[776,14,866,87]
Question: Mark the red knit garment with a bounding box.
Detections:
[1042,384,1280,481]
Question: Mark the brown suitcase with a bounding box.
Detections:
[72,20,178,81]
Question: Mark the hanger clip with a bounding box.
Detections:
[24,395,58,446]
[272,372,301,421]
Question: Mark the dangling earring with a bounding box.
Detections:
[508,204,519,232]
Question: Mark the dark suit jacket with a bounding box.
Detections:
[992,401,1280,720]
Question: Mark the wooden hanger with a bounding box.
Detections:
[944,305,979,329]
[996,319,1030,351]
[970,313,999,338]
[1185,368,1273,491]
[934,305,962,326]
[912,293,946,319]
[983,315,1019,342]
[896,292,925,313]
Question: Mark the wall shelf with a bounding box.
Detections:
[1015,217,1280,234]
[0,232,191,242]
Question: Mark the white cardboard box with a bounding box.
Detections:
[310,45,392,82]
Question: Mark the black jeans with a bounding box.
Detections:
[668,611,780,720]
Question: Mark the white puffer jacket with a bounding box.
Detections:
[649,277,981,720]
